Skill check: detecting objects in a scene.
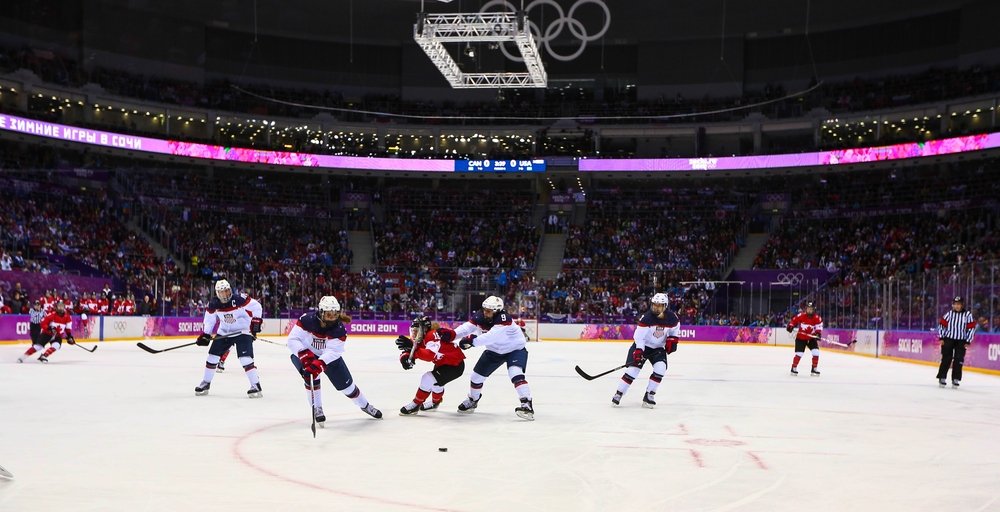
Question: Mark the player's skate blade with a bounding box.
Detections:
[195,381,211,396]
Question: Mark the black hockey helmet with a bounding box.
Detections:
[952,296,963,303]
[805,301,816,309]
[411,315,432,331]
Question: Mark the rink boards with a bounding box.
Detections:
[1,315,998,374]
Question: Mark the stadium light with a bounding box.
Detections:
[414,11,547,89]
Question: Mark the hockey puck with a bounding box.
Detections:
[438,447,448,452]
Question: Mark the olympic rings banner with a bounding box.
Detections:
[727,269,838,287]
[479,0,611,63]
[580,132,1000,172]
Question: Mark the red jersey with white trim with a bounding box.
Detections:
[122,299,136,315]
[412,327,465,367]
[97,298,110,315]
[788,312,823,341]
[41,311,73,339]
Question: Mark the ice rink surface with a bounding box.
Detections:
[2,337,1000,512]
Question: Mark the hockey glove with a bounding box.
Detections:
[65,334,76,345]
[303,357,326,377]
[395,335,414,351]
[665,336,678,354]
[249,317,263,335]
[399,352,415,370]
[297,349,317,367]
[459,335,477,350]
[631,348,646,366]
[785,325,794,333]
[195,333,213,346]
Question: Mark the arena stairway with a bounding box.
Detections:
[535,233,568,280]
[349,230,374,273]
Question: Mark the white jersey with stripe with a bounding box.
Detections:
[470,310,526,355]
[286,312,349,364]
[633,310,682,350]
[202,292,263,338]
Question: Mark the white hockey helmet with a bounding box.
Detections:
[651,293,670,305]
[215,279,232,301]
[482,295,504,312]
[318,295,341,313]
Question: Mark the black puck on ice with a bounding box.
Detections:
[438,447,448,452]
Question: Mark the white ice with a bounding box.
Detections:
[2,337,1000,512]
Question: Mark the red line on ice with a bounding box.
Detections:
[689,449,705,468]
[232,420,464,512]
[746,451,769,470]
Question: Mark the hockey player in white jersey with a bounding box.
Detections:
[612,293,681,408]
[286,296,382,425]
[193,280,264,397]
[454,296,534,420]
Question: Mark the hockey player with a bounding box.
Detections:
[193,280,264,397]
[612,293,680,408]
[453,296,534,420]
[787,301,823,376]
[286,296,382,426]
[17,301,76,363]
[396,315,466,415]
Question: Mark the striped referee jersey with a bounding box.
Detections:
[938,309,976,342]
[29,308,45,324]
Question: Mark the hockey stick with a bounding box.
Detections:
[408,325,426,365]
[0,464,13,479]
[306,374,317,438]
[804,332,857,348]
[575,363,629,381]
[137,341,198,354]
[256,337,287,347]
[70,340,98,353]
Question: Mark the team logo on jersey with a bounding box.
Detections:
[223,313,236,324]
[654,326,666,335]
[311,338,327,351]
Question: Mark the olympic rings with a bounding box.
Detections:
[479,0,611,62]
[775,273,805,285]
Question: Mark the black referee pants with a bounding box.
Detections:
[29,324,41,345]
[936,337,967,381]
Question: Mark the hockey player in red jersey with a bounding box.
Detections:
[17,301,76,363]
[787,301,823,376]
[395,315,466,415]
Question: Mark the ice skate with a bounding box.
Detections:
[790,367,798,375]
[938,378,947,387]
[611,391,623,406]
[195,381,211,396]
[246,383,263,398]
[314,407,326,427]
[642,391,656,409]
[420,401,441,411]
[216,361,225,373]
[399,402,421,416]
[38,355,49,363]
[514,398,534,421]
[16,356,25,363]
[810,368,821,376]
[457,395,480,413]
[361,403,383,419]
[952,380,961,388]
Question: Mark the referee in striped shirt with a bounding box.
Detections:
[936,296,976,387]
[28,300,45,345]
